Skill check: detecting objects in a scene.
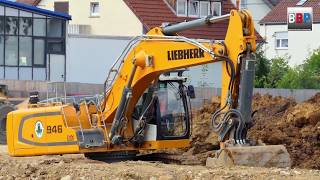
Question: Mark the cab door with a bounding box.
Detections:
[156,81,191,140]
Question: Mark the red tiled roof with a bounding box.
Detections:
[125,0,262,41]
[16,0,41,6]
[260,0,320,24]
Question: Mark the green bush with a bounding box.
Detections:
[254,45,270,88]
[298,49,320,89]
[265,56,290,88]
[277,67,301,89]
[254,48,320,89]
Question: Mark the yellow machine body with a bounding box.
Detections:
[7,103,190,156]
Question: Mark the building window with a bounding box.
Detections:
[177,0,187,16]
[5,7,18,16]
[0,36,4,66]
[33,18,46,36]
[19,17,32,36]
[176,0,221,18]
[200,1,210,17]
[275,32,288,49]
[188,0,199,17]
[5,17,19,35]
[0,16,4,34]
[47,39,65,54]
[33,38,45,66]
[19,37,32,66]
[5,36,18,66]
[211,2,221,17]
[90,2,100,17]
[47,18,64,37]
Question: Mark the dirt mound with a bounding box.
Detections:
[182,101,221,164]
[249,93,320,169]
[187,93,320,169]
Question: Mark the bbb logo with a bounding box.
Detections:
[287,7,313,31]
[288,12,311,24]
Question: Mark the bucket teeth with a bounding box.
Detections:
[206,145,292,168]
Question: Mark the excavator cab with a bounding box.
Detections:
[157,73,192,140]
[132,71,193,144]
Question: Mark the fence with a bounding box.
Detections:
[190,87,320,109]
[1,80,319,107]
[0,80,103,99]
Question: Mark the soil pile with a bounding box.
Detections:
[181,99,221,164]
[188,93,320,169]
[249,93,320,169]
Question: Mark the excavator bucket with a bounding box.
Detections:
[206,145,291,168]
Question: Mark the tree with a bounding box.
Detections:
[299,49,320,89]
[277,49,320,89]
[254,47,320,89]
[253,46,290,88]
[277,67,301,89]
[304,49,320,74]
[265,56,290,88]
[254,45,271,88]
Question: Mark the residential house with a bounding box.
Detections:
[125,0,234,40]
[259,0,320,65]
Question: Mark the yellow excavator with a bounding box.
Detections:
[6,9,291,167]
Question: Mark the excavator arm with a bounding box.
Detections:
[102,10,256,145]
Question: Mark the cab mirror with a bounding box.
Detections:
[187,85,195,99]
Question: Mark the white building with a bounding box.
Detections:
[259,0,320,65]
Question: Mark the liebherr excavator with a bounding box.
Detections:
[6,10,291,167]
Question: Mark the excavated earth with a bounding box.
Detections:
[249,93,320,169]
[185,93,320,170]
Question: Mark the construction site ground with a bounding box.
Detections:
[0,146,319,180]
[0,93,319,179]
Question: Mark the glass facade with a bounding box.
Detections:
[0,4,67,80]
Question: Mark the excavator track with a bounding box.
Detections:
[137,153,183,164]
[84,151,138,162]
[85,151,184,164]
